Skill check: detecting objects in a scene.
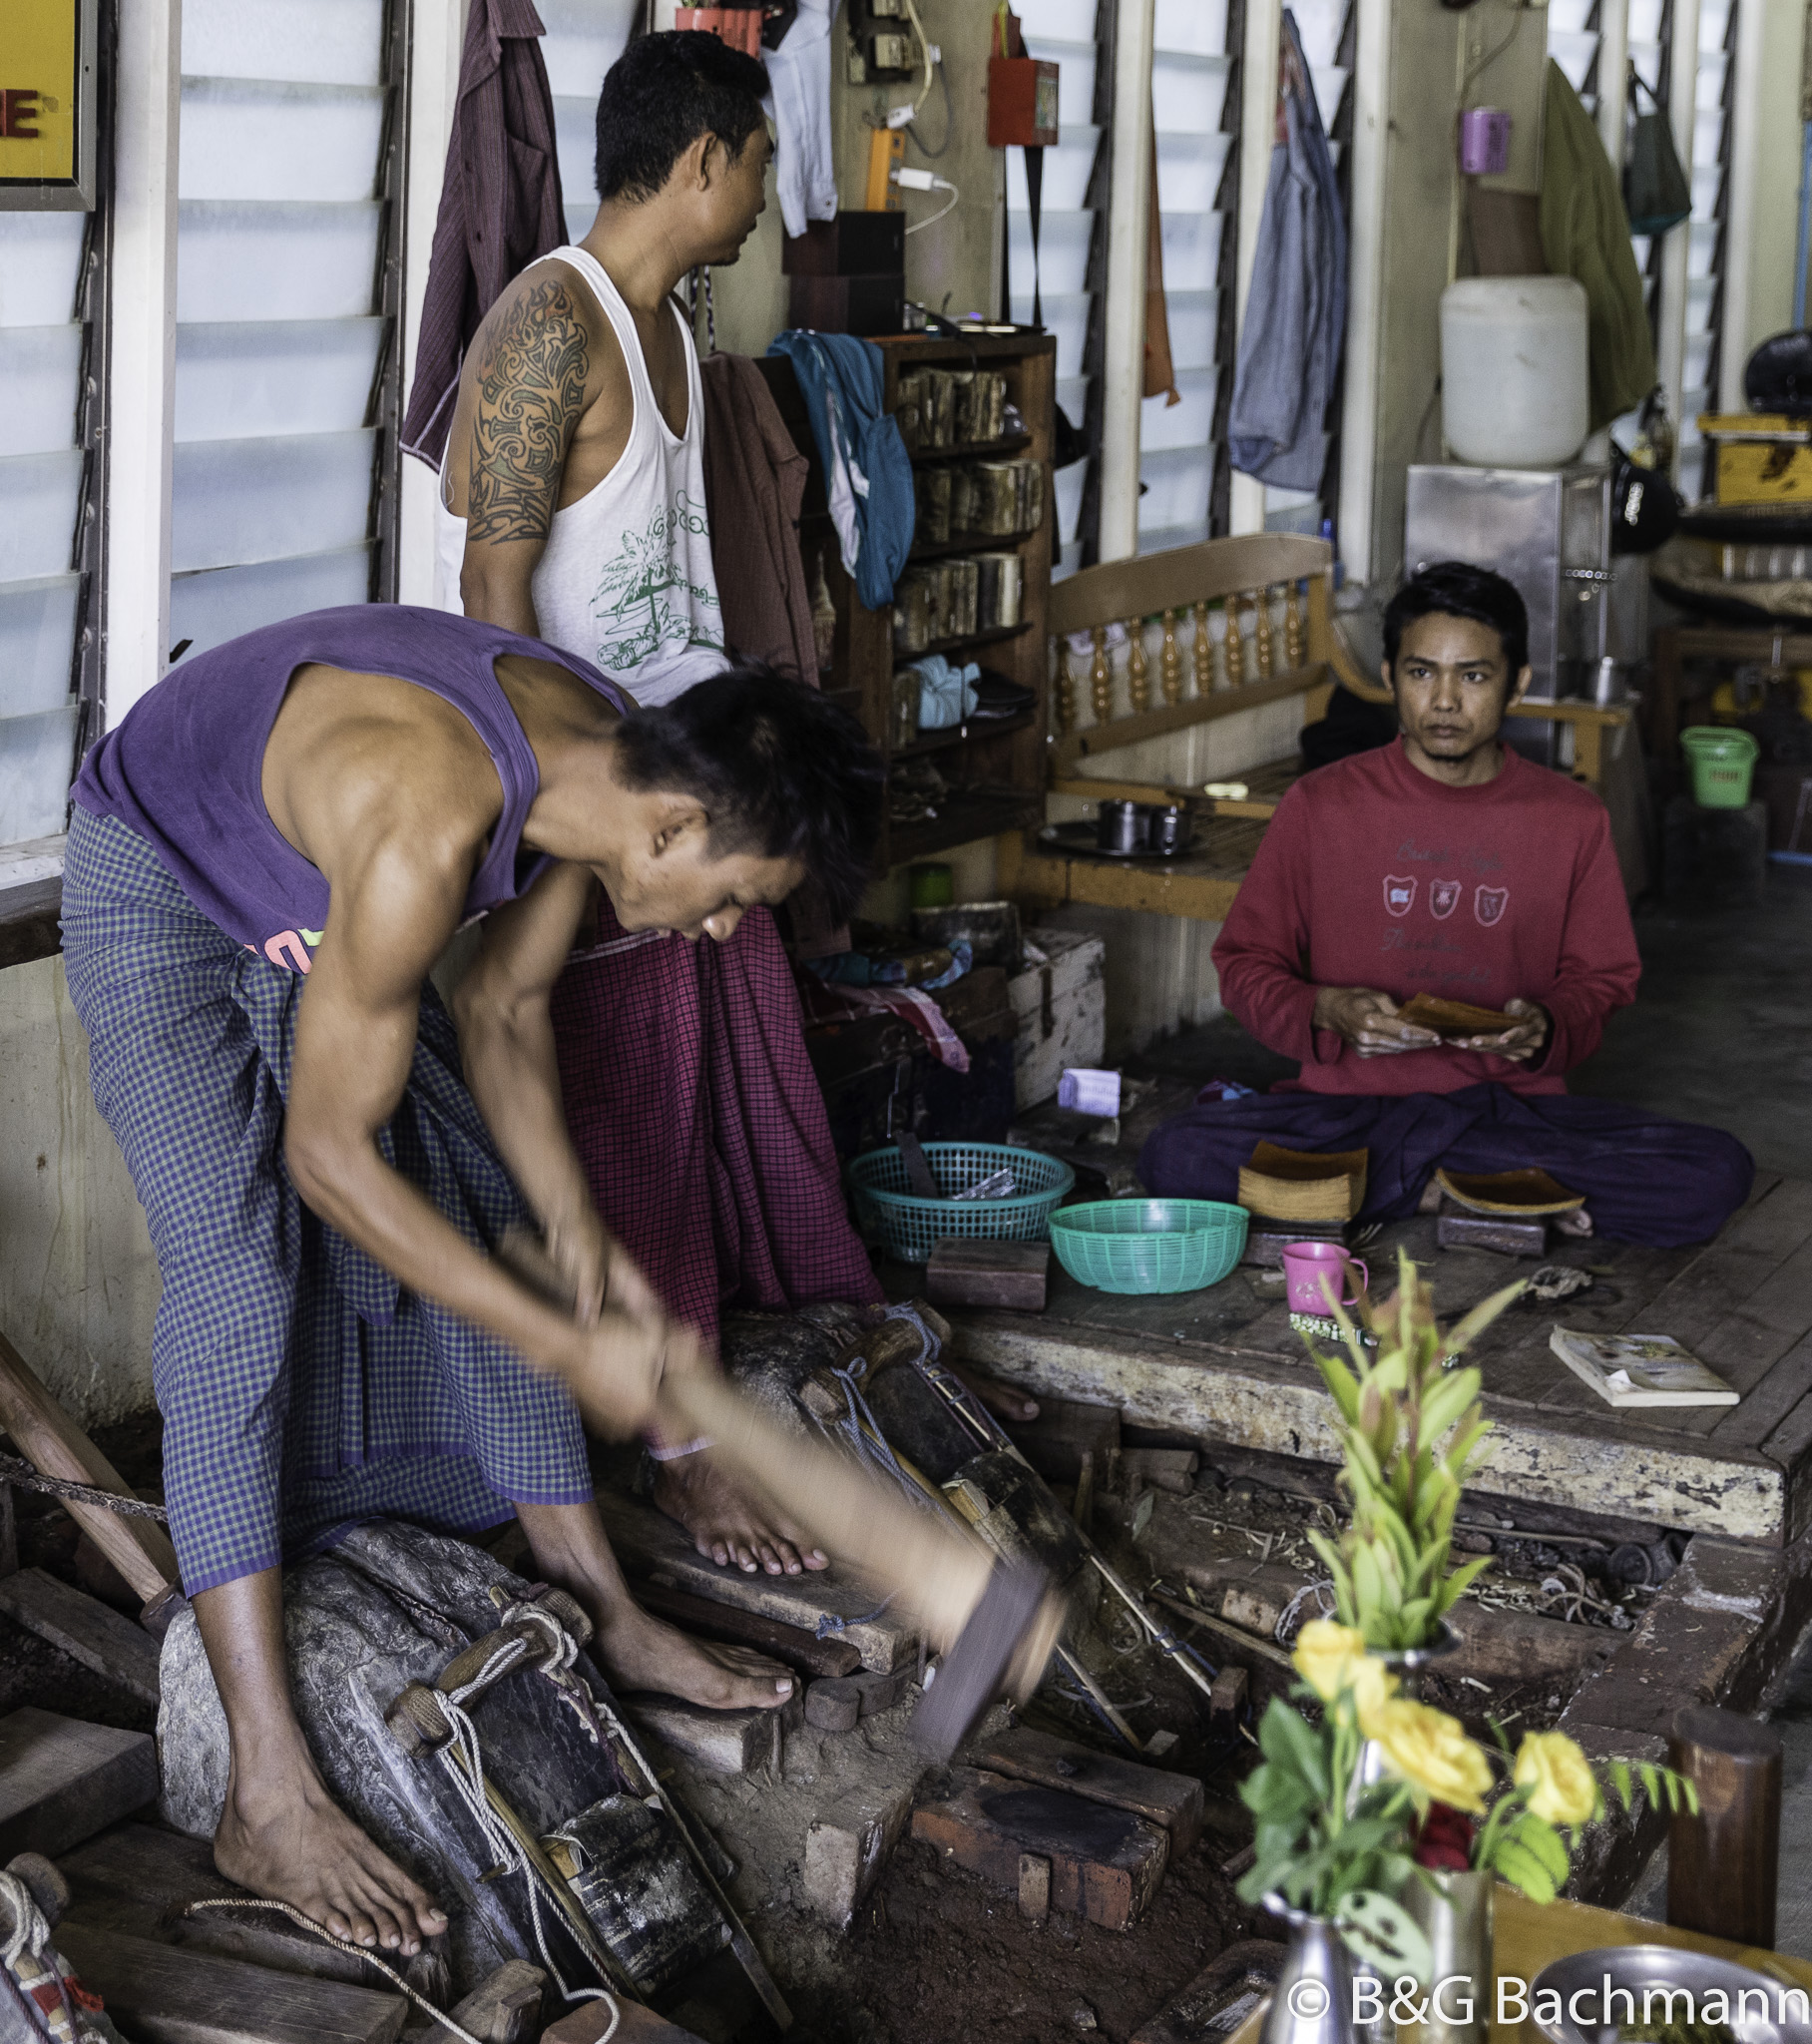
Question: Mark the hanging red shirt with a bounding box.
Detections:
[1211,740,1640,1097]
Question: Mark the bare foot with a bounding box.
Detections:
[593,1598,795,1711]
[1555,1206,1594,1237]
[216,1763,447,1954]
[953,1364,1038,1424]
[653,1450,828,1576]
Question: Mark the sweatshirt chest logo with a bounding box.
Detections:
[1430,878,1462,920]
[1475,885,1510,926]
[1383,875,1417,917]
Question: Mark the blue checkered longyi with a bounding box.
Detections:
[60,805,595,1596]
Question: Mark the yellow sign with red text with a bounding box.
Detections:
[0,0,83,198]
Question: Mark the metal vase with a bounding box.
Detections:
[1261,1900,1358,2044]
[1403,1868,1494,2044]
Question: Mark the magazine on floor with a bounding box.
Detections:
[1550,1327,1739,1407]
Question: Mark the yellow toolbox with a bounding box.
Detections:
[1699,413,1812,505]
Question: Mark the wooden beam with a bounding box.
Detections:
[1050,533,1331,642]
[53,1925,408,2044]
[0,1707,157,1859]
[0,1568,162,1705]
[1002,845,1246,923]
[0,1330,180,1605]
[1052,663,1331,770]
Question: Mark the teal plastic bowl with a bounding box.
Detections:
[1049,1198,1249,1294]
[846,1142,1076,1265]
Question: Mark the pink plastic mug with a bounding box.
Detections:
[1282,1240,1370,1315]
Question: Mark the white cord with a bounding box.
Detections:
[893,166,960,235]
[434,1635,620,2038]
[901,0,935,114]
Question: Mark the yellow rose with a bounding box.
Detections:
[1292,1621,1397,1733]
[1369,1698,1495,1813]
[1514,1731,1598,1826]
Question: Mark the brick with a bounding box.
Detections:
[1018,1851,1051,1922]
[1551,1723,1672,1907]
[1122,1449,1199,1495]
[911,1766,1169,1929]
[968,1725,1204,1855]
[1209,1666,1248,1737]
[854,1667,909,1717]
[623,1695,792,1778]
[802,1782,918,1927]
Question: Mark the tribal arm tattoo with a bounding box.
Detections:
[466,278,591,548]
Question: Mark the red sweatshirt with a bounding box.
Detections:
[1211,741,1640,1097]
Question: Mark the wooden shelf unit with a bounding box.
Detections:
[756,331,1057,874]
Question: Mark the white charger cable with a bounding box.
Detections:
[892,163,959,233]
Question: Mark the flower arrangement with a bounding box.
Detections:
[1236,1260,1698,1995]
[1238,1620,1697,1967]
[1304,1252,1523,1652]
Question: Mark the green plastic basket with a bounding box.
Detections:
[1681,725,1759,807]
[1049,1199,1249,1294]
[846,1143,1075,1265]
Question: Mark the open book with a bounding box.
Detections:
[1550,1327,1738,1407]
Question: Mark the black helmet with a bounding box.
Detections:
[1745,330,1812,416]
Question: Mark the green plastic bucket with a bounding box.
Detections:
[1681,726,1759,807]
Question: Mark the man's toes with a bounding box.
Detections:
[708,1538,729,1565]
[734,1545,757,1573]
[754,1541,782,1575]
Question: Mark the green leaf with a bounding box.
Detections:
[1607,1759,1633,1811]
[1259,1701,1332,1801]
[1507,1811,1571,1887]
[1337,1890,1434,1984]
[1490,1836,1560,1904]
[1432,1553,1494,1615]
[1443,1278,1530,1359]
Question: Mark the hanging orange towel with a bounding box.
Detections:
[1144,114,1179,405]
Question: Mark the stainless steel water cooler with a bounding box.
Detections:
[1404,463,1647,765]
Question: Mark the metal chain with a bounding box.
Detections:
[0,1453,168,1522]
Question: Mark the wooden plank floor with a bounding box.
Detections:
[923,1089,1812,1546]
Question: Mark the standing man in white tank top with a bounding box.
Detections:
[431,31,888,1579]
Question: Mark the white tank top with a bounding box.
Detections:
[433,245,726,708]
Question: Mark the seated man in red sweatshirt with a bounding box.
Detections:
[1139,560,1752,1248]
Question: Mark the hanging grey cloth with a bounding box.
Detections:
[1226,9,1347,492]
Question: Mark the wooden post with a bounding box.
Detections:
[1090,625,1112,725]
[1055,635,1076,735]
[1284,580,1304,669]
[1191,600,1213,697]
[1666,1705,1781,1949]
[1223,599,1243,690]
[1125,616,1150,713]
[1252,586,1274,679]
[1159,610,1182,706]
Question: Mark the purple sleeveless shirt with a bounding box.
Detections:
[73,605,632,974]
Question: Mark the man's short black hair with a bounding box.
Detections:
[615,664,883,920]
[1383,560,1531,681]
[594,31,768,203]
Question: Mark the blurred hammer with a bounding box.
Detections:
[498,1228,1066,1754]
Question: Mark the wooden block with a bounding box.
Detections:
[1437,1212,1549,1258]
[420,1960,544,2044]
[854,1667,908,1717]
[802,1781,918,1927]
[621,1695,784,1778]
[1219,1581,1285,1638]
[542,1996,709,2043]
[910,1767,1169,1929]
[60,1824,385,1988]
[1018,1851,1051,1922]
[631,1578,860,1680]
[594,1489,916,1675]
[1121,1448,1198,1496]
[0,1708,155,1859]
[804,1678,861,1732]
[0,1567,163,1705]
[0,1330,180,1604]
[54,1924,407,2044]
[925,1238,1051,1311]
[1002,1397,1121,1486]
[969,1725,1205,1855]
[1209,1665,1248,1738]
[1241,1220,1347,1269]
[1130,1939,1288,2044]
